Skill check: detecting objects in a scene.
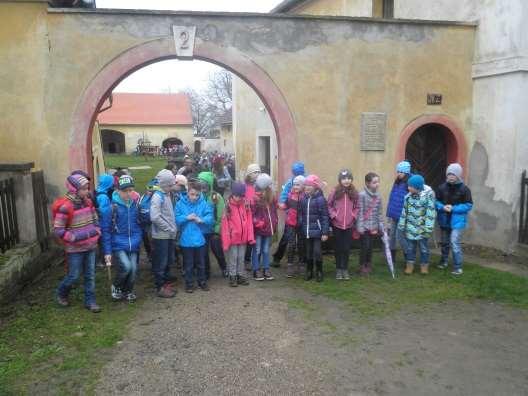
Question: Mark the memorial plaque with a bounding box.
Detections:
[427,93,442,105]
[360,112,387,151]
[173,26,196,59]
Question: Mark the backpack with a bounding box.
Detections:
[138,190,164,226]
[93,190,113,209]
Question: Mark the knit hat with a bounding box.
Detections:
[291,161,305,176]
[71,169,91,181]
[338,169,353,182]
[255,173,273,191]
[408,174,425,191]
[146,178,159,191]
[66,174,89,193]
[304,174,325,190]
[446,163,463,181]
[246,163,261,175]
[396,161,411,175]
[175,174,188,188]
[231,182,246,197]
[156,169,176,189]
[293,175,305,186]
[118,175,134,190]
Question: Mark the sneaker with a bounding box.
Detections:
[237,275,250,286]
[85,303,101,313]
[111,285,124,301]
[57,295,69,307]
[263,269,274,281]
[286,263,295,278]
[199,283,210,291]
[185,286,194,293]
[437,262,448,270]
[451,268,463,276]
[253,270,264,281]
[223,270,229,279]
[126,292,137,303]
[157,285,176,298]
[229,276,238,287]
[336,269,343,280]
[343,270,350,280]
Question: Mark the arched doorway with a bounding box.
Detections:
[194,140,201,154]
[70,38,298,184]
[397,114,468,188]
[101,129,125,153]
[162,137,183,148]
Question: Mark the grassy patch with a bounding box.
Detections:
[103,154,167,193]
[0,263,143,395]
[291,253,528,318]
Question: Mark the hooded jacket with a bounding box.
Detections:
[221,197,255,250]
[197,171,225,234]
[327,188,359,230]
[175,193,214,248]
[386,177,411,221]
[357,188,384,234]
[435,181,473,229]
[150,188,177,239]
[251,196,279,237]
[100,191,143,255]
[297,189,330,239]
[95,173,114,216]
[398,186,436,240]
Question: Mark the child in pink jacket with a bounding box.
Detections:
[221,182,255,287]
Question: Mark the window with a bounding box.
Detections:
[383,0,394,19]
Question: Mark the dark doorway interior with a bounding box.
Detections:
[194,140,201,154]
[405,123,449,190]
[162,137,183,148]
[101,129,125,154]
[258,136,271,176]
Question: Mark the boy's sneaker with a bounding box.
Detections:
[237,275,250,286]
[57,295,69,307]
[263,269,274,281]
[343,270,350,280]
[85,303,101,313]
[229,276,238,287]
[111,285,124,301]
[126,292,137,303]
[451,268,463,276]
[336,269,343,280]
[199,283,210,291]
[437,261,448,270]
[157,285,176,298]
[185,286,194,293]
[253,270,264,281]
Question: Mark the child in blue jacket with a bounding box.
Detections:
[101,175,143,303]
[435,163,473,275]
[175,182,214,293]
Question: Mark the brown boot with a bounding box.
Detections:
[420,265,429,275]
[404,262,414,275]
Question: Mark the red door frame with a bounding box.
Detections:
[396,114,468,179]
[70,38,298,184]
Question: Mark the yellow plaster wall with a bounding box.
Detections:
[291,0,373,17]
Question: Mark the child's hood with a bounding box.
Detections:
[112,190,139,207]
[197,171,214,192]
[180,192,205,208]
[96,174,114,194]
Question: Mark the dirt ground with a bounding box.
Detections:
[95,264,528,396]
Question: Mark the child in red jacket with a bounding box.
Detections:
[279,175,305,278]
[221,182,255,287]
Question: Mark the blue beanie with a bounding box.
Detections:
[408,174,425,191]
[396,161,411,175]
[291,161,305,176]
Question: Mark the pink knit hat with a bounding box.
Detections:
[304,174,325,189]
[66,174,89,193]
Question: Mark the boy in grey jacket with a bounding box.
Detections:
[151,169,177,298]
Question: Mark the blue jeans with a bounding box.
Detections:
[114,250,138,293]
[57,250,96,306]
[405,238,430,265]
[152,238,175,290]
[182,245,206,288]
[440,228,464,270]
[252,235,271,271]
[388,219,407,252]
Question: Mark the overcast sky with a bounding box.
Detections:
[97,0,282,93]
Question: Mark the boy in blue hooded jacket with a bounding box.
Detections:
[175,182,214,293]
[101,175,143,303]
[435,163,473,276]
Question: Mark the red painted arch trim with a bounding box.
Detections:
[396,114,468,178]
[70,38,298,184]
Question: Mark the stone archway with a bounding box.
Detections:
[396,114,468,180]
[70,37,298,184]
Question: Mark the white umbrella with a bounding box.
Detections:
[382,230,395,278]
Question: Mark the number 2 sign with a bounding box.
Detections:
[173,26,196,58]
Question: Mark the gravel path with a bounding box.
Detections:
[95,265,528,395]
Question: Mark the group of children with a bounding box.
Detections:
[52,160,473,313]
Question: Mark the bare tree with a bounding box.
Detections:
[206,69,232,112]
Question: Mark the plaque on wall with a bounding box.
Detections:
[360,112,387,151]
[173,26,196,59]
